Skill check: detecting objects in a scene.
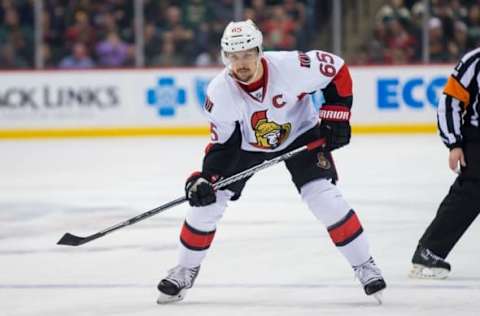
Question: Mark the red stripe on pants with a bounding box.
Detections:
[328,210,363,246]
[180,221,216,251]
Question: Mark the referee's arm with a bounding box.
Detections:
[437,60,475,149]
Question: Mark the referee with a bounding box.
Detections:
[410,48,480,279]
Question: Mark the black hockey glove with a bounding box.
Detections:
[319,105,351,151]
[185,172,217,207]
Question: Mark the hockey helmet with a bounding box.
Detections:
[221,19,263,65]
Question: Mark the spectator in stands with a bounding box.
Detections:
[0,0,322,69]
[409,2,426,61]
[466,4,480,50]
[42,8,65,65]
[431,1,455,46]
[159,5,194,64]
[283,0,306,27]
[182,0,211,56]
[59,42,95,69]
[283,0,307,49]
[103,0,134,43]
[243,7,257,24]
[64,10,96,51]
[367,21,388,64]
[144,22,162,66]
[194,46,221,66]
[182,0,210,30]
[450,0,468,22]
[384,17,417,64]
[96,12,119,41]
[212,0,235,26]
[376,0,411,24]
[0,43,28,69]
[210,0,235,49]
[0,6,33,67]
[366,0,480,64]
[428,17,449,62]
[41,43,55,68]
[95,31,130,67]
[150,32,184,67]
[144,0,170,28]
[262,5,296,50]
[195,35,221,67]
[249,0,268,27]
[92,1,133,43]
[448,20,468,61]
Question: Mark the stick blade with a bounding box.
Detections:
[57,233,87,246]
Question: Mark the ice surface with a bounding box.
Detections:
[1,135,479,316]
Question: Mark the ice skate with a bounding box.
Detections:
[157,265,200,304]
[409,245,451,279]
[354,257,387,304]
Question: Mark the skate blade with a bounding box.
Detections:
[409,264,449,280]
[372,290,384,305]
[156,289,187,304]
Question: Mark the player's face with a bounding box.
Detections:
[227,48,260,82]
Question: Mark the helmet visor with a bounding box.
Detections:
[224,48,259,64]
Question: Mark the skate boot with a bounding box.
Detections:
[409,245,451,279]
[157,265,200,304]
[354,257,387,304]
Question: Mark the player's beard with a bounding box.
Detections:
[233,59,261,83]
[230,56,262,84]
[235,67,254,82]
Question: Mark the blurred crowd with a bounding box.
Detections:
[0,0,135,69]
[363,0,480,64]
[0,0,33,68]
[1,0,480,69]
[0,0,313,69]
[143,0,312,67]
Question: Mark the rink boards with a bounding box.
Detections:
[0,64,452,138]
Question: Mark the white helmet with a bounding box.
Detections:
[221,19,263,65]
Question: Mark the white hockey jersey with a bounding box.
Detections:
[204,50,345,152]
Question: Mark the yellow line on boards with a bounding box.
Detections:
[0,124,437,139]
[352,124,437,134]
[0,126,210,139]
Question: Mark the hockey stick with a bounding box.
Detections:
[57,138,326,246]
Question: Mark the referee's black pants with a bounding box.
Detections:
[419,141,480,259]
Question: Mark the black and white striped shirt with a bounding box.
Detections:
[438,47,480,148]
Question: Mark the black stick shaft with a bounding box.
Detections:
[57,138,325,246]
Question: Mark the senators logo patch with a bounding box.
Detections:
[250,110,291,149]
[316,152,331,169]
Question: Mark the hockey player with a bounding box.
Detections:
[157,19,386,303]
[410,48,480,279]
